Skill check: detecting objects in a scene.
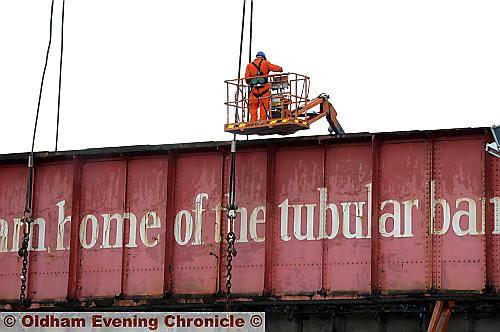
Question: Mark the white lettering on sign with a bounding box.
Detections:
[0,183,499,254]
[452,198,479,236]
[430,180,451,235]
[402,199,418,237]
[99,212,142,249]
[0,219,8,252]
[379,200,402,238]
[249,206,265,242]
[292,203,316,241]
[28,218,47,251]
[174,210,192,245]
[80,214,99,249]
[174,192,207,245]
[237,207,248,242]
[140,211,161,247]
[101,213,124,248]
[365,183,373,239]
[192,193,208,245]
[379,199,418,238]
[342,202,365,239]
[278,199,291,241]
[492,197,500,234]
[56,200,71,251]
[123,212,138,248]
[10,218,22,253]
[318,187,340,240]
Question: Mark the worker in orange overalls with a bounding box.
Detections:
[245,51,283,122]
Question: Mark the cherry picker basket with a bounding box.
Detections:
[224,73,313,135]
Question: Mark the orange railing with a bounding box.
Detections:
[224,73,311,125]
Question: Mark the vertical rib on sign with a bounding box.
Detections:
[370,136,380,294]
[321,143,328,295]
[67,156,82,300]
[119,159,129,297]
[264,145,276,295]
[164,153,177,295]
[487,134,500,290]
[424,137,434,291]
[432,141,443,291]
[482,134,488,291]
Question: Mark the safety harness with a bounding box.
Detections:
[249,59,268,88]
[251,87,270,112]
[248,59,270,112]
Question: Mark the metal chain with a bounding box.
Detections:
[226,137,238,302]
[226,207,238,299]
[18,214,32,306]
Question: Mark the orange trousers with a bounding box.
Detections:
[249,88,270,122]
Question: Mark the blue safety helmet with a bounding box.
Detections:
[256,51,266,60]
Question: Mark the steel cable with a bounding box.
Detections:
[20,0,55,308]
[245,0,253,133]
[55,0,65,151]
[27,0,55,212]
[234,0,246,123]
[226,0,248,306]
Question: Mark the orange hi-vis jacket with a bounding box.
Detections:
[245,58,283,121]
[245,58,283,81]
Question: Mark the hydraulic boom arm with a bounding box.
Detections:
[294,93,344,135]
[224,93,344,136]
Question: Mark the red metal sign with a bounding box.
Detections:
[0,128,498,307]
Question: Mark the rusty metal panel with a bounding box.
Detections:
[229,149,267,294]
[0,165,27,301]
[273,147,323,295]
[77,160,127,298]
[433,138,486,291]
[1,129,500,306]
[28,162,73,301]
[121,157,168,297]
[171,153,222,295]
[377,141,428,292]
[324,144,371,293]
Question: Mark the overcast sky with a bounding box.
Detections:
[0,0,499,154]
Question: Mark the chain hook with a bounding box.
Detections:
[18,213,32,307]
[226,204,238,302]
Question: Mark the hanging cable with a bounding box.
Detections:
[30,0,55,162]
[226,0,247,304]
[55,0,66,152]
[234,0,246,123]
[19,0,55,308]
[246,0,254,129]
[249,0,253,64]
